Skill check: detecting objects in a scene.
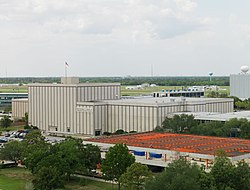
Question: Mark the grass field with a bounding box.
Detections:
[0,125,25,133]
[0,85,230,97]
[0,167,33,190]
[0,86,28,93]
[0,167,116,190]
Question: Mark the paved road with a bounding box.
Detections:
[73,174,118,185]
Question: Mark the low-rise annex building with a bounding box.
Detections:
[77,97,233,135]
[12,98,28,120]
[172,111,250,122]
[84,132,250,168]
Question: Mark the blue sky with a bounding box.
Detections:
[0,0,250,77]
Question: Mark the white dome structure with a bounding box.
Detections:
[241,65,249,74]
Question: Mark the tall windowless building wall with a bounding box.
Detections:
[230,74,250,99]
[75,97,233,135]
[28,83,120,134]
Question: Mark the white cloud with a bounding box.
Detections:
[0,0,206,42]
[175,0,197,12]
[1,0,248,77]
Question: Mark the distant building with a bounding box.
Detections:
[0,93,28,109]
[230,66,250,99]
[125,86,141,90]
[153,87,204,98]
[150,84,157,87]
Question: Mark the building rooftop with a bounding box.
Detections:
[28,83,120,87]
[0,93,28,95]
[173,111,250,122]
[101,97,233,106]
[86,132,250,157]
[12,98,28,102]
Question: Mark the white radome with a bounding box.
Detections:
[241,65,249,73]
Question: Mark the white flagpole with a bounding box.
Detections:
[65,62,68,78]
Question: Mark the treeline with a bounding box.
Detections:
[234,98,250,110]
[146,153,250,190]
[0,76,229,86]
[0,130,101,189]
[155,114,250,139]
[0,77,60,84]
[117,76,229,86]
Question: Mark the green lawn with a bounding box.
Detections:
[63,177,117,190]
[0,86,28,93]
[0,168,116,190]
[0,125,25,132]
[0,167,33,190]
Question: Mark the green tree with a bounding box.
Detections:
[81,143,101,173]
[210,151,235,190]
[53,138,81,180]
[120,162,152,190]
[161,114,198,133]
[23,130,45,144]
[231,161,250,190]
[24,135,101,187]
[198,170,217,190]
[0,115,12,129]
[145,158,202,190]
[0,141,23,163]
[23,112,29,126]
[22,130,50,173]
[33,166,64,190]
[102,144,135,190]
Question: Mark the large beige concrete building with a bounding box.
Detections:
[28,79,120,135]
[9,77,233,136]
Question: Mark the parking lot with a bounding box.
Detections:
[0,130,65,147]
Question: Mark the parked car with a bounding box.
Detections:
[0,137,8,143]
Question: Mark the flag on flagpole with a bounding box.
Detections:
[65,62,69,67]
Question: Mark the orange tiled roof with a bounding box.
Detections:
[86,132,250,157]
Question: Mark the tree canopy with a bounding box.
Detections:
[0,130,101,189]
[0,115,12,128]
[120,162,152,190]
[145,155,250,190]
[101,143,135,190]
[146,158,202,190]
[0,141,23,163]
[158,115,250,139]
